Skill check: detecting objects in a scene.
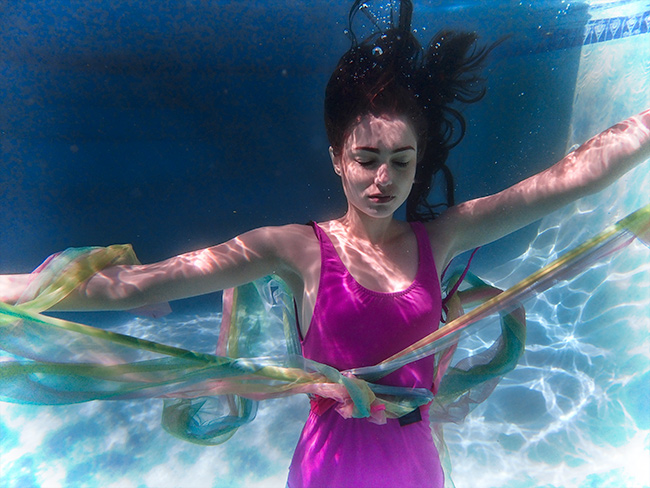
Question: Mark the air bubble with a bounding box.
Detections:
[372,46,384,56]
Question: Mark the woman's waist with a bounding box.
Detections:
[308,397,432,427]
[303,347,435,388]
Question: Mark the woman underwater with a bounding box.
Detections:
[2,1,650,487]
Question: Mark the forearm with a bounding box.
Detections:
[442,109,650,256]
[551,108,650,197]
[508,108,650,217]
[52,264,154,311]
[0,266,145,311]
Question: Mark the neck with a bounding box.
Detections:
[336,207,400,245]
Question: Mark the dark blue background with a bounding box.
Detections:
[1,0,589,284]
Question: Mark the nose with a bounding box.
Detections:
[375,163,393,187]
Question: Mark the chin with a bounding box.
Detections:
[364,207,398,219]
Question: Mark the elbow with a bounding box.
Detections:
[76,266,151,311]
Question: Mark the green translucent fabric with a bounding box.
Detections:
[1,205,648,446]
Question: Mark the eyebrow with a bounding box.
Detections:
[354,145,416,154]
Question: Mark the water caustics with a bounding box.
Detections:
[1,2,650,488]
[1,202,649,486]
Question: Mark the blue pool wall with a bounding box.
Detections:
[3,0,637,272]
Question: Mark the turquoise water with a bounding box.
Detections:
[444,26,650,486]
[1,1,649,487]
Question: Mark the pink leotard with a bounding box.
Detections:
[287,222,444,488]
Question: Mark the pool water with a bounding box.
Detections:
[1,1,649,487]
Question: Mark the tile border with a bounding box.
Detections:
[583,9,650,45]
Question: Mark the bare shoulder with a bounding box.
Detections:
[251,223,319,275]
[261,223,317,253]
[236,223,314,249]
[252,223,320,304]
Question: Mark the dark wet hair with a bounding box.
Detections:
[325,0,495,221]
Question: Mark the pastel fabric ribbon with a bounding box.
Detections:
[1,204,648,446]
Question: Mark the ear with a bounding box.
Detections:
[329,146,342,176]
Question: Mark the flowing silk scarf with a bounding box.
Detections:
[1,204,648,446]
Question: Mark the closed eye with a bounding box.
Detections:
[356,159,377,167]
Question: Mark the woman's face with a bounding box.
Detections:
[332,114,418,219]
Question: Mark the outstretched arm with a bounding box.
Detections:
[0,225,307,311]
[433,109,650,265]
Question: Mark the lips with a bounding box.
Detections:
[368,195,395,203]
